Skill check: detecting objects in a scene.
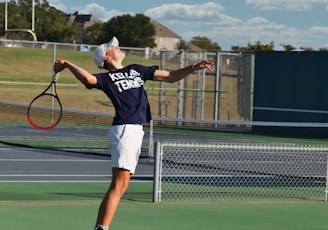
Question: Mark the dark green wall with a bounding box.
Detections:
[253,51,328,137]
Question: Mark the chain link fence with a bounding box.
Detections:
[0,39,254,122]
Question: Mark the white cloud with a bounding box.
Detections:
[246,0,328,11]
[48,1,131,21]
[145,2,242,29]
[78,3,126,21]
[310,26,328,35]
[143,2,328,50]
[48,0,68,12]
[207,16,302,48]
[145,2,229,22]
[145,3,297,48]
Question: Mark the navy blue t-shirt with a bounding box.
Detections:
[86,64,159,125]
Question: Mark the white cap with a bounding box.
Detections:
[93,36,119,68]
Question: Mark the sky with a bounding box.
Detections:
[6,0,328,50]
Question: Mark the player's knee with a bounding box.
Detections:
[110,178,130,196]
[112,182,128,197]
[120,181,129,195]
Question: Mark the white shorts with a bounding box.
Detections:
[108,124,144,174]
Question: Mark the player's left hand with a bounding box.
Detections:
[193,60,215,72]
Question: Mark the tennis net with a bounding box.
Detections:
[1,99,328,149]
[153,142,328,203]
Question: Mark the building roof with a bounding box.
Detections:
[150,19,181,38]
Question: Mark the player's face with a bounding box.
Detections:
[106,46,125,62]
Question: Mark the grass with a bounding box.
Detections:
[0,45,241,120]
[0,46,159,82]
[0,46,162,108]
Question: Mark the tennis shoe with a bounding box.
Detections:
[95,227,107,230]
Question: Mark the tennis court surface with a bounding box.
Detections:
[1,100,328,229]
[1,136,328,230]
[1,181,328,230]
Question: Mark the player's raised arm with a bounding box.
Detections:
[54,59,97,85]
[153,60,214,83]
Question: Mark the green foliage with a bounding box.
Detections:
[318,47,328,51]
[281,44,297,51]
[190,36,221,51]
[231,41,275,52]
[0,0,81,42]
[83,22,104,45]
[97,14,156,48]
[300,46,314,51]
[177,40,191,50]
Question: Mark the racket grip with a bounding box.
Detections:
[53,72,59,82]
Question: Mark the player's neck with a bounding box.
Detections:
[108,62,123,71]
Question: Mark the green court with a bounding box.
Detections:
[0,182,327,230]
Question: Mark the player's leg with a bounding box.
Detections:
[95,168,131,229]
[94,124,144,230]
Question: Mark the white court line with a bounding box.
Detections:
[0,174,153,183]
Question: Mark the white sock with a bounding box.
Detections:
[95,225,108,230]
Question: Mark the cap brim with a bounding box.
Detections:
[94,36,119,68]
[106,36,119,48]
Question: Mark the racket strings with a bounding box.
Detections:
[28,94,62,128]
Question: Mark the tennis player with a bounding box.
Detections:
[54,36,214,230]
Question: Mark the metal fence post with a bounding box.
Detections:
[152,141,162,203]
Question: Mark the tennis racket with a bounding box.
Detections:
[27,58,63,130]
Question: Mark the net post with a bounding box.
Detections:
[152,141,162,203]
[148,120,154,158]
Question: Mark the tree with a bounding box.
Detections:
[83,22,104,45]
[318,47,328,51]
[300,46,314,51]
[35,0,81,42]
[231,41,275,52]
[177,39,191,50]
[248,41,275,51]
[0,0,81,42]
[97,14,156,48]
[0,0,30,39]
[190,36,221,51]
[281,44,297,51]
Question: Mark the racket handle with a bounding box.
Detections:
[53,72,59,82]
[53,58,62,82]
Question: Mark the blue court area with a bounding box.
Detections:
[0,145,153,182]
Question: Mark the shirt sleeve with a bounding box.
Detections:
[85,74,105,90]
[135,64,159,81]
